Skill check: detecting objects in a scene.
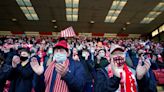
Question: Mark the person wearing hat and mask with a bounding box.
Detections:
[109,44,138,92]
[107,44,152,92]
[94,44,151,92]
[44,39,86,92]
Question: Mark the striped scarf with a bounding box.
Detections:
[37,50,46,62]
[44,60,69,92]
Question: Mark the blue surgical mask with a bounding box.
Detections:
[48,50,53,54]
[99,53,105,58]
[53,53,67,63]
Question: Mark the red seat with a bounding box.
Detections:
[158,78,164,85]
[153,69,164,85]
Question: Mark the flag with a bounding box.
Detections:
[60,26,76,37]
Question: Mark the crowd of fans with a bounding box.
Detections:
[0,35,163,92]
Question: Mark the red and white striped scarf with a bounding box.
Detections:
[44,60,69,92]
[107,64,137,92]
[120,64,137,92]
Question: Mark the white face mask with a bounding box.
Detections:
[77,47,81,51]
[53,53,67,63]
[82,52,86,57]
[4,49,10,53]
[91,48,95,53]
[145,45,150,50]
[99,53,105,58]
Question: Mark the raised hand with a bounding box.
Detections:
[73,55,80,61]
[30,57,44,75]
[55,63,68,77]
[85,52,89,60]
[12,55,20,68]
[136,58,151,80]
[96,55,101,60]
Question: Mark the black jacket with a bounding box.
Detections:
[0,64,12,92]
[94,68,120,92]
[0,50,16,92]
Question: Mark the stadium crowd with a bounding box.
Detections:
[0,35,163,92]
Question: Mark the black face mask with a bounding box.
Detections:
[20,56,28,61]
[31,50,35,54]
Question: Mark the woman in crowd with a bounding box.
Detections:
[8,48,43,92]
[80,48,95,92]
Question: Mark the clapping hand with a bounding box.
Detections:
[136,58,151,80]
[30,57,44,75]
[12,55,20,68]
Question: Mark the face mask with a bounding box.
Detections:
[48,50,53,54]
[82,52,86,57]
[113,56,125,67]
[77,47,81,51]
[99,53,105,58]
[4,49,10,53]
[91,49,95,53]
[20,56,28,61]
[145,45,150,50]
[31,50,35,54]
[53,53,67,63]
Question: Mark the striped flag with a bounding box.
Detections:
[60,26,76,37]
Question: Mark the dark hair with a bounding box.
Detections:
[59,37,67,42]
[53,46,68,52]
[20,48,31,55]
[98,49,106,53]
[82,48,89,53]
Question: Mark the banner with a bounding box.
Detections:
[39,32,52,35]
[78,33,92,37]
[60,26,76,37]
[25,32,39,36]
[0,31,12,35]
[104,33,117,37]
[52,32,60,37]
[92,33,104,36]
[128,34,141,38]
